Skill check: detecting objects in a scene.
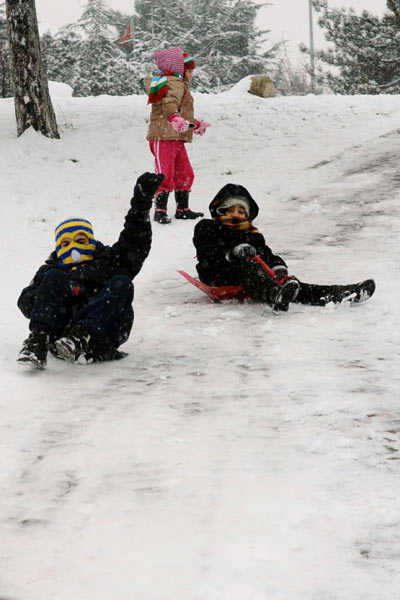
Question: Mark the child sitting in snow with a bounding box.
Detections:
[193,184,375,312]
[146,46,211,224]
[17,172,164,369]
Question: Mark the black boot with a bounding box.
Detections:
[175,190,204,220]
[271,278,300,312]
[235,262,299,312]
[154,191,171,224]
[55,323,92,364]
[17,330,49,368]
[296,279,375,306]
[89,334,127,363]
[55,324,127,364]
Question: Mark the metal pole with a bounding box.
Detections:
[309,0,315,93]
[130,16,134,46]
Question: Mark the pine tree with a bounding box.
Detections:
[130,0,277,92]
[74,0,136,96]
[79,0,110,38]
[41,28,83,92]
[127,0,197,93]
[198,0,277,88]
[387,0,400,28]
[310,0,400,94]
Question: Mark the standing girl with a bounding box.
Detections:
[147,46,211,224]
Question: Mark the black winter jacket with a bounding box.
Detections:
[193,184,287,286]
[18,191,152,319]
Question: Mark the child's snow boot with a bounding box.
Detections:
[175,190,204,220]
[154,191,171,224]
[17,330,49,368]
[89,334,127,363]
[55,323,92,363]
[271,278,300,312]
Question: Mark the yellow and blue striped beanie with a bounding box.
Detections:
[55,218,96,266]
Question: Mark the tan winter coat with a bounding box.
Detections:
[146,76,194,143]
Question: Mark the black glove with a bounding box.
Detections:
[227,243,257,261]
[135,172,165,198]
[273,266,289,281]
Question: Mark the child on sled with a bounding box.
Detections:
[192,184,375,312]
[17,173,164,368]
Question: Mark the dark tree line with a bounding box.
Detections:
[39,0,278,96]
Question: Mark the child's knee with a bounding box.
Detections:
[108,275,134,299]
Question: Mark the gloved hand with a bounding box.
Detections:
[193,119,211,136]
[168,113,190,133]
[273,266,289,282]
[227,243,257,261]
[133,172,165,210]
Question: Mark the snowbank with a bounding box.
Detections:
[0,90,400,600]
[48,80,73,98]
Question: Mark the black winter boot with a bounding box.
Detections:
[154,191,171,224]
[55,323,92,364]
[271,278,300,312]
[296,279,375,306]
[175,190,204,220]
[17,330,50,368]
[89,334,127,363]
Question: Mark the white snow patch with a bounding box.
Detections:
[1,90,400,600]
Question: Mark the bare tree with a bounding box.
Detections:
[5,0,59,137]
[387,0,400,27]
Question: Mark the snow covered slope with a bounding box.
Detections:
[0,88,399,599]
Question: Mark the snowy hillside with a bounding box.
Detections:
[0,86,400,600]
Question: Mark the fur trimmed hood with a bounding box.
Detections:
[209,184,259,221]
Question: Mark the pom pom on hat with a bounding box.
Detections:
[183,52,195,71]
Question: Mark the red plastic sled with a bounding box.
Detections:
[178,270,251,302]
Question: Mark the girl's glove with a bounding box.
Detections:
[168,113,190,133]
[194,119,211,136]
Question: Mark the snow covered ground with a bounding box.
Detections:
[0,84,400,599]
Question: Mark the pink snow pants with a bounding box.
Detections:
[149,139,194,193]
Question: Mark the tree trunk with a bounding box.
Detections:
[5,0,59,138]
[1,53,6,97]
[387,0,400,28]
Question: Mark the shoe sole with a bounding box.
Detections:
[175,215,204,220]
[17,355,46,369]
[341,279,376,304]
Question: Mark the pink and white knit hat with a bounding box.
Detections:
[154,47,185,77]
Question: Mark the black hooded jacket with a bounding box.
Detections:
[18,190,152,319]
[193,184,287,286]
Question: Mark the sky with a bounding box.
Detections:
[35,0,387,55]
